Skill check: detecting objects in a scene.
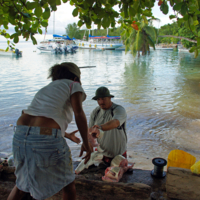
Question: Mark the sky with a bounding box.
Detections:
[0,1,175,42]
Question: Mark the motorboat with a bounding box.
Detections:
[0,48,22,56]
[115,45,125,51]
[37,44,55,53]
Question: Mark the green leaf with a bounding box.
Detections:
[102,16,110,28]
[14,35,19,43]
[32,21,39,29]
[6,47,9,52]
[196,37,200,45]
[48,0,56,5]
[72,8,79,17]
[189,46,195,53]
[41,21,48,27]
[160,2,168,15]
[189,16,194,26]
[35,6,43,18]
[27,2,38,10]
[129,6,136,17]
[142,15,148,24]
[56,0,61,5]
[63,0,68,3]
[38,28,43,34]
[31,35,37,45]
[77,20,83,27]
[123,4,128,18]
[10,34,16,39]
[169,15,176,19]
[143,9,152,17]
[111,21,115,27]
[194,49,198,58]
[169,0,174,7]
[94,18,101,24]
[7,40,10,45]
[22,13,31,18]
[43,7,51,19]
[3,22,8,30]
[173,3,182,11]
[51,5,57,11]
[180,4,187,16]
[5,33,10,39]
[2,7,9,13]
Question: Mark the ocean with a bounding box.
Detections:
[0,41,200,169]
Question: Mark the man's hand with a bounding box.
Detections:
[90,126,101,138]
[79,143,93,164]
[64,130,81,144]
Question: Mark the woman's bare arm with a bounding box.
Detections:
[70,92,92,163]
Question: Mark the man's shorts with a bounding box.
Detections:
[13,125,75,200]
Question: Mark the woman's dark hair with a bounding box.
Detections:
[48,64,80,82]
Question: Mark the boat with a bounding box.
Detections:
[115,45,125,51]
[0,48,22,56]
[37,34,78,54]
[93,47,105,51]
[150,45,173,50]
[37,44,55,53]
[74,34,123,50]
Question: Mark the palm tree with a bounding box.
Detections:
[121,15,159,57]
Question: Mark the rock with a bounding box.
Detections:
[166,167,200,200]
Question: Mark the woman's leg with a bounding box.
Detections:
[7,185,26,200]
[62,181,76,200]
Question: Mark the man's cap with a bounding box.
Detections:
[60,62,81,79]
[92,86,114,100]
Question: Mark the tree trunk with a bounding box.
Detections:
[158,35,197,43]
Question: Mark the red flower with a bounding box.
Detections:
[158,0,163,6]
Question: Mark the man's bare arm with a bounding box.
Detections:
[93,119,120,131]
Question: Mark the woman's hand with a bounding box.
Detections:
[64,130,81,144]
[79,143,93,164]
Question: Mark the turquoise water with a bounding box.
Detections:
[1,41,200,169]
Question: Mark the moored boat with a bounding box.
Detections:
[0,49,22,56]
[37,44,55,53]
[74,34,123,50]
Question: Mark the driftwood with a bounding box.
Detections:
[75,178,151,200]
[166,167,200,200]
[0,162,170,200]
[46,177,151,200]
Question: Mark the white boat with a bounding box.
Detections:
[74,34,123,50]
[93,47,105,51]
[150,45,173,50]
[37,44,55,53]
[115,45,125,51]
[0,48,22,56]
[178,48,189,52]
[38,34,78,54]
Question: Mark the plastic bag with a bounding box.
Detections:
[191,160,200,175]
[167,149,196,169]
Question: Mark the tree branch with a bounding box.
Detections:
[158,35,197,43]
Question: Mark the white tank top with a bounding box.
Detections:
[23,79,86,137]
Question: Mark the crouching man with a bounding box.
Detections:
[89,86,127,165]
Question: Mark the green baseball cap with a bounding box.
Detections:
[92,86,114,100]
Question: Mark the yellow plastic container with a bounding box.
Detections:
[167,149,196,170]
[191,160,200,175]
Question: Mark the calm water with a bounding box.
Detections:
[0,41,200,169]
